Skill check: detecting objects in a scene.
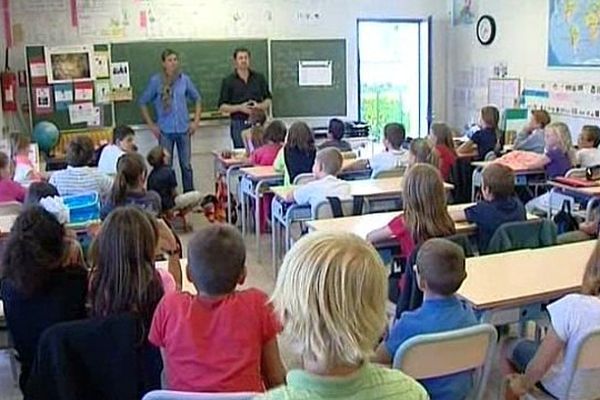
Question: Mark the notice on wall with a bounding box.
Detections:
[54,82,73,110]
[93,51,110,78]
[68,101,95,124]
[94,79,111,104]
[298,60,332,86]
[488,78,520,111]
[34,86,53,114]
[74,81,94,101]
[110,61,132,101]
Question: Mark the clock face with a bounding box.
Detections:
[477,15,496,45]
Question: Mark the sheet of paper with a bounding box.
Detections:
[54,82,73,110]
[94,79,111,104]
[68,102,95,124]
[89,106,101,126]
[74,81,94,101]
[298,60,333,86]
[110,61,130,89]
[93,51,110,78]
[29,61,46,77]
[34,86,53,114]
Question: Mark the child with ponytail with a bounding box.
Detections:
[100,152,162,219]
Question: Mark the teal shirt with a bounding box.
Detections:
[256,363,429,400]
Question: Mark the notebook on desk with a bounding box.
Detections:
[553,177,600,187]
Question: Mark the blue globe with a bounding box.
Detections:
[32,121,60,153]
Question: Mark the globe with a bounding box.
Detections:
[32,121,60,153]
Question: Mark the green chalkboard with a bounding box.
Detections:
[26,44,114,132]
[270,39,346,118]
[111,39,269,126]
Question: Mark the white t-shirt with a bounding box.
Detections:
[293,175,352,209]
[575,148,600,168]
[97,144,125,175]
[542,293,600,399]
[370,149,409,177]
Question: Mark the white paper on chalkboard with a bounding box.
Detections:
[298,60,332,86]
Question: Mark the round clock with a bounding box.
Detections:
[476,15,496,46]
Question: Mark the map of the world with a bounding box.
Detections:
[548,0,600,67]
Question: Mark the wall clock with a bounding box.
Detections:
[477,15,496,46]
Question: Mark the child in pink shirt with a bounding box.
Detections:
[149,224,285,393]
[250,120,286,166]
[251,120,287,233]
[0,151,26,203]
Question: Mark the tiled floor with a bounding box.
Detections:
[0,149,505,399]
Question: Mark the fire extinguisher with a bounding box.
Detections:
[1,69,17,112]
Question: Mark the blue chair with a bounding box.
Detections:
[393,324,497,400]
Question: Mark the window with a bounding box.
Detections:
[358,18,431,141]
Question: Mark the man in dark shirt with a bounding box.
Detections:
[218,47,271,148]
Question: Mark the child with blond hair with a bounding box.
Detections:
[258,231,428,399]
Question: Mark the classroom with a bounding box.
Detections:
[2,0,600,399]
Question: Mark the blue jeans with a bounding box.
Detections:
[160,132,194,192]
[510,339,557,398]
[230,119,248,149]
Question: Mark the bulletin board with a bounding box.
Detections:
[25,44,114,132]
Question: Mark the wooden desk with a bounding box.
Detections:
[306,203,478,239]
[458,240,595,312]
[271,178,453,200]
[156,258,196,294]
[240,159,362,182]
[471,161,544,174]
[547,180,600,197]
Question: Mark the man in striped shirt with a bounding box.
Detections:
[49,136,113,200]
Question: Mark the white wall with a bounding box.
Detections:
[8,0,450,124]
[448,0,600,131]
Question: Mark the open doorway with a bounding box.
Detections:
[357,18,431,141]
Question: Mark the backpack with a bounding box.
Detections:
[553,199,579,234]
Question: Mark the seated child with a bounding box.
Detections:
[258,231,428,399]
[242,108,267,156]
[408,138,440,170]
[575,125,600,167]
[429,122,457,181]
[0,151,26,202]
[451,163,526,252]
[506,237,600,399]
[375,238,478,400]
[49,135,113,199]
[100,153,162,219]
[274,121,317,186]
[526,122,575,214]
[251,120,286,166]
[370,122,409,177]
[318,118,352,152]
[288,147,351,209]
[149,225,285,392]
[98,125,136,175]
[1,207,87,390]
[13,134,44,186]
[513,110,551,154]
[147,146,201,213]
[458,106,503,161]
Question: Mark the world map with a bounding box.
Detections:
[548,0,600,67]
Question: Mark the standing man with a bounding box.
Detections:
[139,48,201,192]
[218,48,271,149]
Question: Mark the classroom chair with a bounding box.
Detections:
[0,301,18,387]
[292,173,315,185]
[501,327,600,399]
[312,197,358,220]
[341,151,358,160]
[371,166,405,179]
[393,324,497,400]
[484,219,557,255]
[142,391,259,400]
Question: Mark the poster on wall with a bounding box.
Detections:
[452,0,477,26]
[44,45,94,83]
[34,86,53,114]
[548,0,600,68]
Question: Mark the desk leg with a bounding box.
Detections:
[471,167,481,202]
[240,177,247,236]
[271,197,278,276]
[548,189,554,219]
[255,180,265,256]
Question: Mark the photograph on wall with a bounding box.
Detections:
[44,45,94,83]
[452,0,477,26]
[548,0,600,68]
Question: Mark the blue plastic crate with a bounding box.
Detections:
[63,192,100,224]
